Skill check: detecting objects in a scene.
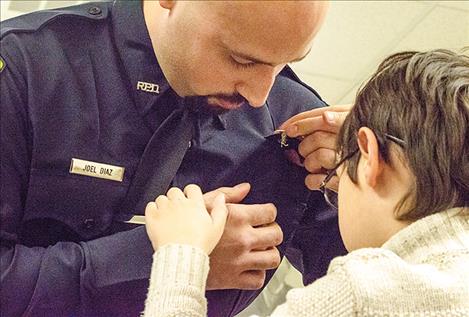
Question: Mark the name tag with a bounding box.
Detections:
[69,158,124,182]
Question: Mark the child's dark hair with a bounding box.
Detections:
[337,49,469,220]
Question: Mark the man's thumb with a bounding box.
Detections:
[203,183,250,210]
[211,194,228,235]
[213,183,250,204]
[225,182,251,203]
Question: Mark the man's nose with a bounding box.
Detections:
[236,65,284,108]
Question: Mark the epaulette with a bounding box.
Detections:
[1,2,110,40]
[265,65,328,128]
[279,65,327,105]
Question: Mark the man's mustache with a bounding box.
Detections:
[186,94,248,115]
[211,93,247,106]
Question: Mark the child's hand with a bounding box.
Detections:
[145,184,228,254]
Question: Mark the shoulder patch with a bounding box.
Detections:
[0,56,5,73]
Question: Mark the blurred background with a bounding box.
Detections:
[2,0,467,316]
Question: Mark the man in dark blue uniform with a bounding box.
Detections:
[0,1,345,316]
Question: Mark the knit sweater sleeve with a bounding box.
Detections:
[142,244,209,317]
[270,258,355,317]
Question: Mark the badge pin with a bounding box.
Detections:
[266,130,305,167]
[69,158,125,182]
[136,81,160,94]
[266,130,301,151]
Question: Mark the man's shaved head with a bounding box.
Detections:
[144,0,328,109]
[211,1,327,65]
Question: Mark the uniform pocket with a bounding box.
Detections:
[242,141,310,251]
[23,169,129,242]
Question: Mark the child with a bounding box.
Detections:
[143,49,469,316]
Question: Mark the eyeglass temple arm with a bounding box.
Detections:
[384,133,406,147]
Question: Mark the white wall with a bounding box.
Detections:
[291,1,469,104]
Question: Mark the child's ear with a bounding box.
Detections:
[357,127,383,188]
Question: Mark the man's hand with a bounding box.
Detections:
[279,105,352,191]
[203,183,283,290]
[145,185,227,254]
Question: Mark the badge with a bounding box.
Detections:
[266,130,304,166]
[69,158,125,182]
[136,81,160,94]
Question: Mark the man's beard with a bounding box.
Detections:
[185,94,247,115]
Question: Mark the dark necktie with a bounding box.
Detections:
[118,98,195,221]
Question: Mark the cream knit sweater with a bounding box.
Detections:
[143,208,469,317]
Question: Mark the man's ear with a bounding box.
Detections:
[159,0,176,10]
[357,127,383,188]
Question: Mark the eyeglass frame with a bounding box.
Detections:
[319,133,406,209]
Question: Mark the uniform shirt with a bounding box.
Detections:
[0,1,346,316]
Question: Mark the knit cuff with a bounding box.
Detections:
[151,244,210,291]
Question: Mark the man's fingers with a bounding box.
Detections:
[211,194,228,237]
[323,110,349,128]
[305,173,340,191]
[305,173,327,190]
[298,131,337,158]
[279,104,352,132]
[238,270,266,290]
[304,148,337,172]
[204,183,251,210]
[229,203,277,227]
[286,116,337,137]
[287,109,351,137]
[251,223,283,249]
[325,175,339,192]
[248,248,281,270]
[279,107,328,130]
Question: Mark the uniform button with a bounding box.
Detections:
[83,218,95,230]
[88,6,102,16]
[188,141,192,148]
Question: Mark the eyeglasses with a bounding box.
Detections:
[319,133,406,209]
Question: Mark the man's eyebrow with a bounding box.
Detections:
[231,50,277,67]
[231,47,312,67]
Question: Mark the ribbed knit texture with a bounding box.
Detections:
[143,208,469,316]
[142,244,209,317]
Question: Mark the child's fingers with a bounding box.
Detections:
[184,184,205,206]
